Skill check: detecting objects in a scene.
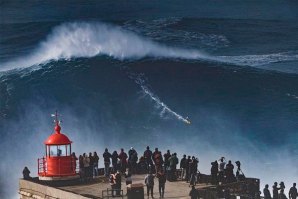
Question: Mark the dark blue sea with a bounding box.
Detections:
[1,0,298,198]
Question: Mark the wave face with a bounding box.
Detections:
[0,22,211,71]
[2,21,298,73]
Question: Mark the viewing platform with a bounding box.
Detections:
[19,172,260,199]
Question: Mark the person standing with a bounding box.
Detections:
[180,155,187,180]
[89,152,94,178]
[263,184,272,199]
[144,146,153,172]
[115,170,122,196]
[118,148,128,173]
[273,182,280,199]
[157,169,167,198]
[211,160,218,185]
[83,153,90,181]
[145,171,155,198]
[103,148,112,177]
[112,151,118,172]
[289,183,297,199]
[163,150,171,172]
[93,152,99,176]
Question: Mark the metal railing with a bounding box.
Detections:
[38,157,79,176]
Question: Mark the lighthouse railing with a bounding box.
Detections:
[38,156,79,176]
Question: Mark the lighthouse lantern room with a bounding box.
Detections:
[38,111,79,181]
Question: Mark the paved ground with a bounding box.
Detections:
[59,174,213,199]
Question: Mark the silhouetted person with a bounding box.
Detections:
[189,185,199,199]
[128,147,138,173]
[273,182,280,199]
[211,160,218,185]
[225,160,234,183]
[169,153,178,181]
[280,182,285,191]
[89,152,94,178]
[218,157,226,183]
[186,156,191,182]
[118,148,128,172]
[264,184,272,199]
[144,146,153,172]
[289,183,297,199]
[145,171,155,198]
[163,150,171,172]
[157,169,166,198]
[115,170,122,196]
[103,148,112,177]
[23,167,31,180]
[112,151,118,172]
[138,156,147,173]
[180,155,187,180]
[93,151,99,176]
[279,189,287,199]
[154,151,163,174]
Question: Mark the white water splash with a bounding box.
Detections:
[1,21,298,72]
[134,75,190,124]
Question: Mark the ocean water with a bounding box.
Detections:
[1,1,298,198]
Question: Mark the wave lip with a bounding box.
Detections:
[0,21,210,72]
[1,21,298,73]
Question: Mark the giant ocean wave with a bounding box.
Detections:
[1,21,298,72]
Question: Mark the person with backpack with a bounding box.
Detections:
[157,169,167,198]
[144,171,155,198]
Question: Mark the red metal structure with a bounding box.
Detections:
[38,111,79,181]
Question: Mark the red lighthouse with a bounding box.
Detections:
[38,111,79,181]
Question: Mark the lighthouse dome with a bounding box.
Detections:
[44,124,72,145]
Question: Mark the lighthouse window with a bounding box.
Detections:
[49,145,67,157]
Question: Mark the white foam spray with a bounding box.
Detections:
[2,21,298,72]
[134,75,190,124]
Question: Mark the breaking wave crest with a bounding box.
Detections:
[1,21,298,72]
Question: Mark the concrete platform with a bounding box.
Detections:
[60,174,213,199]
[19,174,214,199]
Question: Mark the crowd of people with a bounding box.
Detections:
[22,146,297,199]
[263,182,297,199]
[210,157,245,185]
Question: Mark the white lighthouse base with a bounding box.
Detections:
[39,174,80,181]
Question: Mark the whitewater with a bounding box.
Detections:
[1,21,298,72]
